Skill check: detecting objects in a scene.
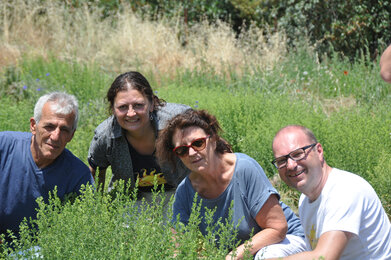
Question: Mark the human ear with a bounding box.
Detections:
[30,117,37,134]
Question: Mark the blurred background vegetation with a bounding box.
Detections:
[62,0,391,60]
[0,1,390,254]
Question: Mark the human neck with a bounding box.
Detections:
[307,164,333,202]
[189,153,236,199]
[125,124,156,155]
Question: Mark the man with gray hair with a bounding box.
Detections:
[0,92,94,242]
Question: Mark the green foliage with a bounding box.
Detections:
[101,0,391,60]
[1,47,390,256]
[369,152,391,216]
[254,0,391,59]
[1,184,250,259]
[23,0,390,61]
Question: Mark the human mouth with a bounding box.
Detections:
[125,118,139,123]
[288,169,305,178]
[47,143,59,149]
[191,157,203,164]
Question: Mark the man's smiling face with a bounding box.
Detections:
[272,127,323,196]
[30,101,75,168]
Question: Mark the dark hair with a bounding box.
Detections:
[106,71,165,113]
[156,109,233,168]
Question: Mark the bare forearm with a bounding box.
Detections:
[268,230,351,260]
[90,166,106,191]
[227,228,285,260]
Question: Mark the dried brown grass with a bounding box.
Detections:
[0,0,286,76]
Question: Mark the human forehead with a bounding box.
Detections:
[172,126,207,145]
[114,88,148,104]
[39,102,75,127]
[273,129,311,156]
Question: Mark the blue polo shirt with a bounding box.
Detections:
[0,131,94,238]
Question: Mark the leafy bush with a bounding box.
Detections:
[370,152,391,216]
[0,184,251,259]
[1,43,390,257]
[275,0,391,59]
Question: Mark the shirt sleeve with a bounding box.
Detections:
[236,154,279,219]
[172,178,193,226]
[87,129,110,170]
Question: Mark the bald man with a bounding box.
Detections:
[269,125,391,260]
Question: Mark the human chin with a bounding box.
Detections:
[41,147,62,160]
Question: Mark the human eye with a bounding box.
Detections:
[191,139,205,148]
[44,124,55,131]
[275,157,287,168]
[174,146,188,156]
[290,149,305,159]
[60,127,72,133]
[116,104,128,111]
[133,103,145,109]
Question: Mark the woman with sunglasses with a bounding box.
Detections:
[88,71,189,199]
[156,109,307,259]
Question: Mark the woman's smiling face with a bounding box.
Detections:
[113,88,153,134]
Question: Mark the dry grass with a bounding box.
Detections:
[0,0,287,76]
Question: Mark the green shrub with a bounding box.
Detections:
[1,48,390,257]
[275,0,391,59]
[1,184,252,259]
[369,152,391,216]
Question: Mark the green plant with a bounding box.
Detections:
[276,0,391,59]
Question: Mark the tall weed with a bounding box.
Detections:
[0,0,285,76]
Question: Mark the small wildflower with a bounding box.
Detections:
[37,88,41,91]
[343,70,348,75]
[195,101,199,103]
[36,78,40,82]
[194,105,199,108]
[23,85,27,90]
[154,91,158,94]
[45,73,50,76]
[303,71,308,76]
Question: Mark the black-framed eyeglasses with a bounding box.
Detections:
[272,143,317,169]
[173,136,210,157]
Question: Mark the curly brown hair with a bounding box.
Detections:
[156,109,233,169]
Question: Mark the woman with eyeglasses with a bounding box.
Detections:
[88,71,189,200]
[156,109,308,259]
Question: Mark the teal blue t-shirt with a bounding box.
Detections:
[172,153,304,242]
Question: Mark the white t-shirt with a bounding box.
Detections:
[299,168,391,260]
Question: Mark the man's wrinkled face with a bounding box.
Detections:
[30,101,75,167]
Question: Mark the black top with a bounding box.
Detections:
[127,140,173,192]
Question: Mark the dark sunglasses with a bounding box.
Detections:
[173,136,210,157]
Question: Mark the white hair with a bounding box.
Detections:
[34,92,79,131]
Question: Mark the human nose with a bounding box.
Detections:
[126,106,136,116]
[50,128,61,141]
[286,156,297,170]
[188,146,197,156]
